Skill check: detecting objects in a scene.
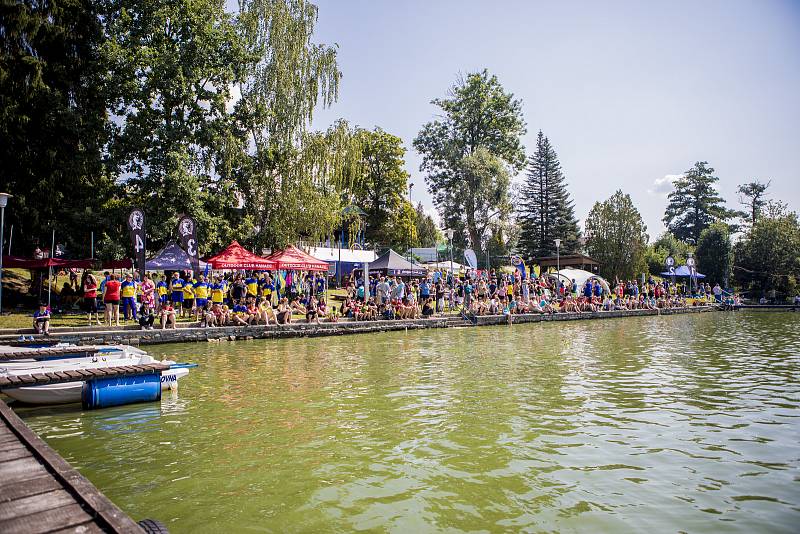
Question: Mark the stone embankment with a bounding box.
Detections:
[0,306,717,347]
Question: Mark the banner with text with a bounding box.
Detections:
[177,215,199,274]
[127,208,146,273]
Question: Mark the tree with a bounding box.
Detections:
[734,204,800,297]
[413,202,439,248]
[0,0,113,256]
[737,180,770,226]
[517,131,580,259]
[695,222,732,287]
[585,191,649,281]
[347,128,409,244]
[231,0,364,250]
[663,161,733,244]
[102,0,247,253]
[413,69,526,252]
[644,232,693,276]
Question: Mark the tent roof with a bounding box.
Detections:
[264,245,328,271]
[102,259,133,270]
[146,241,207,271]
[307,246,377,264]
[368,249,427,277]
[553,268,612,295]
[207,241,277,270]
[2,256,93,269]
[661,265,706,278]
[422,261,465,272]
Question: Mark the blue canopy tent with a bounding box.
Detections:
[146,241,207,272]
[661,265,705,278]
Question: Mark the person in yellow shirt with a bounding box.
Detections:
[193,275,210,321]
[210,276,225,305]
[120,273,138,322]
[182,277,195,318]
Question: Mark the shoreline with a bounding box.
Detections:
[1,306,720,347]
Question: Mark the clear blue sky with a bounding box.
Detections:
[296,1,800,237]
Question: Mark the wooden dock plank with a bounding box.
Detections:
[0,474,62,503]
[0,489,76,522]
[0,346,102,361]
[0,401,145,532]
[0,503,93,534]
[1,362,169,390]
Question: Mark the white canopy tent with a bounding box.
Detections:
[422,260,465,273]
[551,268,611,295]
[306,246,377,264]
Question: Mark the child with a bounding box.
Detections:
[33,303,51,335]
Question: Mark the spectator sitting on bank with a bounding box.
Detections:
[33,303,51,336]
[138,302,155,330]
[422,297,435,318]
[160,303,177,329]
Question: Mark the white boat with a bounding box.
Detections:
[0,345,149,372]
[0,345,191,405]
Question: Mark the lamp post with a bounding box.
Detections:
[407,182,414,267]
[554,238,561,274]
[445,228,454,280]
[0,193,12,315]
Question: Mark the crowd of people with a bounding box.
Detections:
[32,267,724,333]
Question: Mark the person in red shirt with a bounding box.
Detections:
[82,272,101,326]
[103,274,121,327]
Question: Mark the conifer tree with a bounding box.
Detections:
[663,161,733,245]
[517,131,581,258]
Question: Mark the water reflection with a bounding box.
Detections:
[15,311,800,533]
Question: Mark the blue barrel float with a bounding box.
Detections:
[81,372,162,409]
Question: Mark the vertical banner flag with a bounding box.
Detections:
[510,255,527,280]
[127,208,146,273]
[464,249,478,269]
[177,215,199,274]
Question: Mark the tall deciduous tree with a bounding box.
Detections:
[585,190,649,281]
[347,128,409,244]
[0,0,112,255]
[232,0,364,249]
[663,161,732,245]
[695,222,732,287]
[734,203,800,297]
[517,131,580,259]
[413,69,525,251]
[413,202,439,248]
[103,0,246,252]
[737,180,770,226]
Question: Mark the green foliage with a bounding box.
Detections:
[0,0,113,255]
[734,204,800,297]
[585,190,649,281]
[413,70,525,251]
[517,131,580,259]
[644,232,693,275]
[346,128,409,244]
[663,161,733,244]
[102,0,247,254]
[695,222,732,286]
[413,203,439,248]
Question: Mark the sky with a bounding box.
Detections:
[283,0,799,238]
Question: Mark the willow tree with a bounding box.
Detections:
[233,0,362,249]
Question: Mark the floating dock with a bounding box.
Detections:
[0,400,144,533]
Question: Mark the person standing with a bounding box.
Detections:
[140,273,156,310]
[120,273,138,322]
[103,274,121,327]
[169,272,185,314]
[82,272,100,325]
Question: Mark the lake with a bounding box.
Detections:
[16,311,800,533]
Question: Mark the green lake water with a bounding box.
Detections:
[14,311,800,533]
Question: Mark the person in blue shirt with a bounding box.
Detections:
[33,303,51,335]
[584,280,593,298]
[593,280,603,297]
[419,279,430,300]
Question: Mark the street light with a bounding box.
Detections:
[444,228,454,280]
[0,193,12,315]
[554,238,561,274]
[408,182,414,266]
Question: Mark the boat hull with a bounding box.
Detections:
[2,368,189,405]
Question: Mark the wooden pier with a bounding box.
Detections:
[0,400,144,533]
[0,362,170,390]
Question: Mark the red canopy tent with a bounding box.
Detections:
[206,241,277,270]
[263,245,328,271]
[1,256,94,269]
[102,259,133,270]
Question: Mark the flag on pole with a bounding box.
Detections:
[127,208,146,274]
